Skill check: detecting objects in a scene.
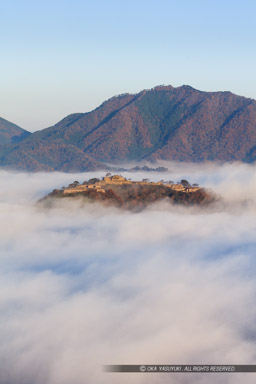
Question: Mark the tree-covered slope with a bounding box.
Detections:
[0,117,31,145]
[1,85,256,171]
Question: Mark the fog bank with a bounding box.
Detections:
[1,162,256,383]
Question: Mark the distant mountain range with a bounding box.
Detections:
[1,85,256,171]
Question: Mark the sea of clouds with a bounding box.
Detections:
[1,162,256,384]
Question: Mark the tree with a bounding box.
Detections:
[156,167,168,172]
[88,178,100,184]
[180,179,190,187]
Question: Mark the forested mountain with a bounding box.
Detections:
[1,85,256,171]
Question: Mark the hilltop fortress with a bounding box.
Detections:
[41,174,213,209]
[62,174,201,195]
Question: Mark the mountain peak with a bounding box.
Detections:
[150,85,175,91]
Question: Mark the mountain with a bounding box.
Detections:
[1,85,256,171]
[0,117,31,145]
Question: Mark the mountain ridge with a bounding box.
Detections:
[0,117,31,145]
[1,85,256,171]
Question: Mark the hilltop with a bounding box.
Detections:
[41,174,214,210]
[2,85,256,171]
[0,117,30,145]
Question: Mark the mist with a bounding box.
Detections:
[1,162,256,383]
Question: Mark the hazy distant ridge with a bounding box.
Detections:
[0,117,31,145]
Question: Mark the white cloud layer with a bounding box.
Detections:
[1,162,256,383]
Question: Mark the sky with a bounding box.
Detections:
[2,163,256,383]
[1,0,256,131]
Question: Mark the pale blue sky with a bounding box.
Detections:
[1,0,256,131]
